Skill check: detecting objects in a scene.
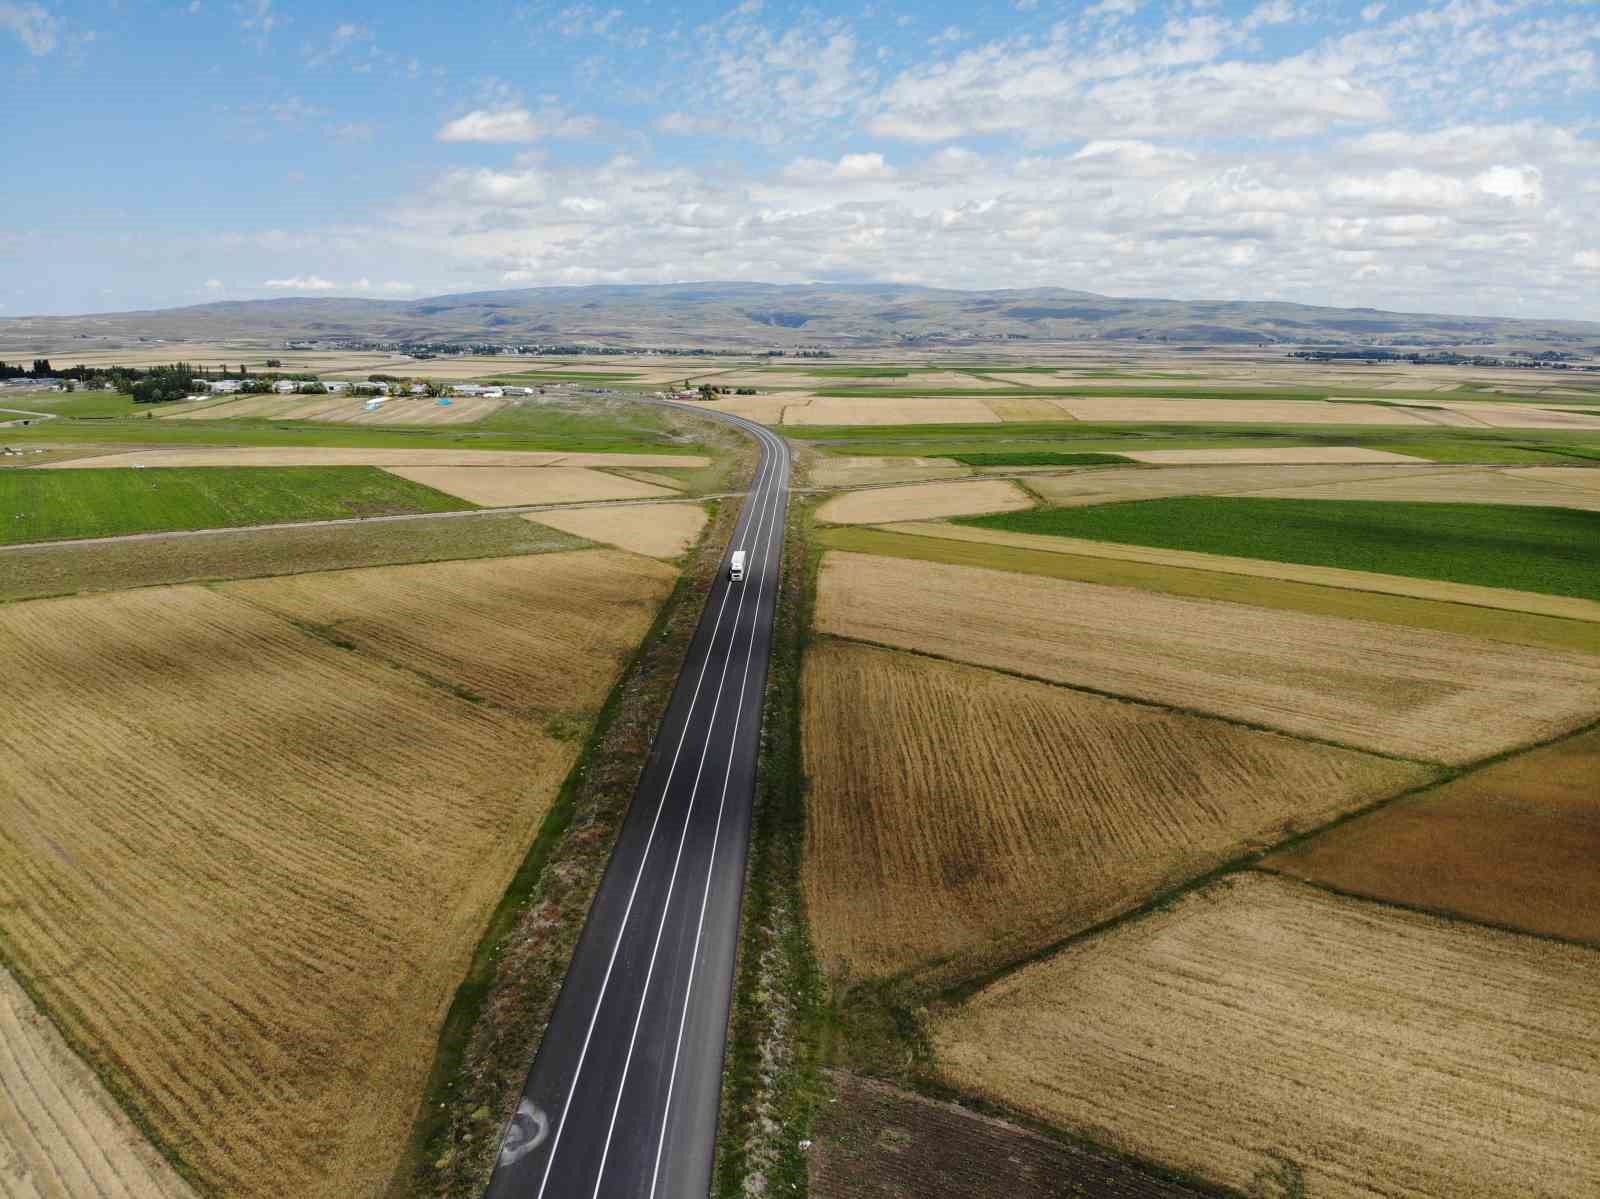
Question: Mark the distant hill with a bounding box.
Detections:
[2,282,1596,353]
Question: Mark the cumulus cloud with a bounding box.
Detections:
[436,105,599,143]
[0,2,57,54]
[262,275,338,290]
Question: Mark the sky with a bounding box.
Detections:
[1,0,1597,320]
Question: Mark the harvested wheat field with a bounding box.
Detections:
[1262,727,1600,945]
[162,393,511,424]
[529,502,708,559]
[935,873,1600,1199]
[815,479,1033,525]
[0,969,198,1199]
[784,397,1002,426]
[1023,463,1448,507]
[810,1071,1212,1199]
[40,448,708,469]
[814,552,1600,762]
[1444,403,1600,430]
[1505,466,1600,492]
[1122,446,1427,465]
[381,465,676,506]
[983,397,1070,421]
[222,550,674,714]
[0,571,670,1199]
[1052,397,1431,424]
[1244,466,1600,510]
[802,641,1430,983]
[807,455,970,488]
[696,394,804,424]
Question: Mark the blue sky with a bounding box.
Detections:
[2,0,1597,319]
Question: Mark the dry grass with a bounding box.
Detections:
[0,572,661,1199]
[982,397,1069,421]
[935,873,1600,1199]
[813,551,1600,762]
[877,520,1600,623]
[1506,467,1600,492]
[1262,726,1600,944]
[380,465,676,506]
[0,968,198,1199]
[1022,463,1449,507]
[695,394,803,424]
[1443,403,1600,429]
[40,448,707,469]
[806,455,970,488]
[1244,466,1600,510]
[1122,446,1427,464]
[815,479,1033,525]
[528,502,708,559]
[221,550,674,714]
[801,641,1431,983]
[784,397,1002,426]
[1050,397,1432,424]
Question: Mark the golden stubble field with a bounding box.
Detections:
[813,551,1600,762]
[529,502,707,559]
[801,641,1432,983]
[0,549,676,1199]
[935,873,1600,1199]
[814,479,1034,525]
[380,465,677,506]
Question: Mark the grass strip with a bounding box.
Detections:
[949,451,1132,466]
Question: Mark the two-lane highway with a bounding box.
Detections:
[485,407,791,1199]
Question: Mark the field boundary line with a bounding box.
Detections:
[810,631,1447,768]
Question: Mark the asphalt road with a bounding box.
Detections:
[484,407,792,1199]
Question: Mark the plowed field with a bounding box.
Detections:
[936,873,1600,1199]
[1262,727,1600,944]
[802,641,1430,981]
[813,552,1600,762]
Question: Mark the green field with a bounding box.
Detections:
[1,389,187,420]
[950,451,1132,467]
[960,497,1600,601]
[0,466,472,545]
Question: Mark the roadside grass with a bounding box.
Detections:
[0,465,472,545]
[950,451,1133,466]
[963,497,1600,601]
[0,513,588,603]
[812,525,1600,656]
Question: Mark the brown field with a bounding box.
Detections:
[983,397,1069,421]
[1262,727,1600,945]
[935,873,1600,1199]
[1445,403,1600,430]
[0,556,673,1198]
[38,448,708,469]
[810,1071,1213,1199]
[784,397,1002,426]
[602,467,687,490]
[1050,397,1432,424]
[529,502,708,559]
[1506,466,1600,492]
[162,393,512,424]
[801,641,1430,982]
[1121,446,1427,464]
[1245,466,1600,510]
[380,465,676,506]
[1,969,198,1199]
[221,550,674,714]
[815,479,1033,525]
[813,551,1600,762]
[807,455,970,488]
[1021,462,1450,506]
[876,520,1600,623]
[694,394,805,424]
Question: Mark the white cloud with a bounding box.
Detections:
[305,20,372,67]
[0,2,58,55]
[1085,0,1141,17]
[237,0,276,38]
[1575,250,1600,271]
[262,275,337,290]
[1360,2,1385,20]
[1474,164,1543,206]
[436,105,599,143]
[204,279,223,290]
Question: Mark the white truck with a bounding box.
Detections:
[729,550,747,581]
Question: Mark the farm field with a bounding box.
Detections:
[381,464,677,506]
[38,447,710,469]
[0,512,588,603]
[964,497,1600,601]
[1120,445,1426,464]
[870,520,1600,623]
[785,397,1003,426]
[166,393,513,425]
[0,466,471,545]
[809,1071,1213,1199]
[221,550,674,714]
[1262,727,1600,945]
[801,640,1431,983]
[815,478,1033,525]
[815,525,1600,654]
[806,454,972,487]
[0,549,677,1199]
[1017,461,1449,506]
[812,551,1600,762]
[934,873,1600,1199]
[529,501,708,559]
[1241,464,1600,509]
[1,968,198,1199]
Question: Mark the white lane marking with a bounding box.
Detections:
[534,416,784,1190]
[648,434,788,1197]
[586,422,787,1196]
[528,431,779,1199]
